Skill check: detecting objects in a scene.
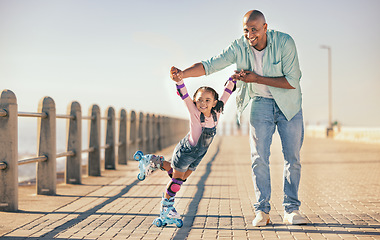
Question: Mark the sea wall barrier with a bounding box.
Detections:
[305,125,380,144]
[0,89,188,212]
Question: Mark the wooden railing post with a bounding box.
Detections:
[0,90,18,211]
[173,118,178,144]
[138,112,145,152]
[129,111,137,159]
[88,105,101,176]
[66,101,82,184]
[171,118,175,145]
[150,114,155,152]
[157,115,162,151]
[168,117,173,146]
[161,116,165,148]
[165,117,172,147]
[167,117,171,147]
[37,97,56,195]
[105,107,115,169]
[151,114,157,152]
[145,113,151,153]
[162,116,168,148]
[118,109,127,165]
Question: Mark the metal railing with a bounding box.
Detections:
[56,114,75,119]
[0,89,189,212]
[18,156,48,165]
[18,111,48,118]
[56,151,75,158]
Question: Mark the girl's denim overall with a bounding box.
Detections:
[171,112,217,172]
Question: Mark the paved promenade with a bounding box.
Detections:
[1,135,380,239]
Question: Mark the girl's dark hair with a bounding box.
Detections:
[193,86,225,113]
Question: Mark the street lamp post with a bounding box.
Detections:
[320,45,333,137]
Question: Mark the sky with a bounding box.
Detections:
[1,0,380,128]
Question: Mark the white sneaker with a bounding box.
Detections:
[283,210,308,225]
[252,211,270,227]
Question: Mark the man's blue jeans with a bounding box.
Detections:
[249,97,304,214]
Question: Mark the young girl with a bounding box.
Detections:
[148,67,236,226]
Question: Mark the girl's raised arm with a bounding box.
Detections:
[176,80,198,113]
[220,78,237,104]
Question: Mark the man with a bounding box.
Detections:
[170,10,307,226]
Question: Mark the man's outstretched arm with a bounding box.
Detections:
[171,63,206,80]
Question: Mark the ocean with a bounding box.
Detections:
[17,117,94,183]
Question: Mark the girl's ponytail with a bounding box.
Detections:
[213,100,224,113]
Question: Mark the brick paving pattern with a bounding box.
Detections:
[1,135,380,239]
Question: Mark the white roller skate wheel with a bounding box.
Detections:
[137,173,145,181]
[154,218,163,227]
[133,151,143,161]
[176,219,183,228]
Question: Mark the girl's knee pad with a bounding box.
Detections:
[166,178,184,197]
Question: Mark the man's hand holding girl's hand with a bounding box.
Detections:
[231,69,259,83]
[170,66,183,82]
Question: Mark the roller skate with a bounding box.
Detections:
[152,196,183,228]
[133,150,164,181]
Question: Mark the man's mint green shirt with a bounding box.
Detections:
[201,29,302,121]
